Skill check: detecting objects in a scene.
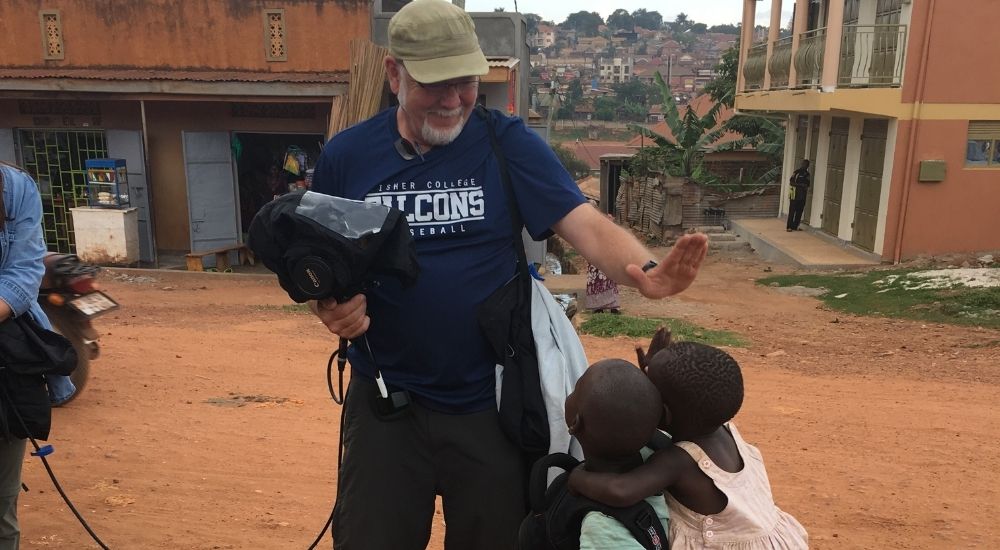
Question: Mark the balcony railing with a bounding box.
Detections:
[742,42,768,90]
[768,36,793,89]
[793,28,826,87]
[839,24,907,87]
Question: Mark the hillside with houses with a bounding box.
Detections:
[528,12,742,123]
[523,11,782,236]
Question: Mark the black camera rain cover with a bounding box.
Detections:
[248,190,419,303]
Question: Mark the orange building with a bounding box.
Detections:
[736,0,1000,261]
[0,0,367,262]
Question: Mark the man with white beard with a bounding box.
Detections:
[309,1,708,548]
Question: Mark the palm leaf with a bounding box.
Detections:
[698,100,725,135]
[653,72,683,138]
[628,123,683,153]
[750,164,783,186]
[696,126,730,151]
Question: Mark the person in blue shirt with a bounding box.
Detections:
[309,1,708,547]
[0,162,76,549]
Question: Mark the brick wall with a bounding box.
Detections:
[682,182,780,227]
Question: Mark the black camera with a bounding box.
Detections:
[248,190,419,303]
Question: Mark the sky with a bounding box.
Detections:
[463,0,792,29]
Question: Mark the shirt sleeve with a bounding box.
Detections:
[496,116,586,241]
[0,167,47,317]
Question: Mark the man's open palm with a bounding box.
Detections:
[626,233,709,299]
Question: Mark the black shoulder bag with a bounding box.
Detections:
[0,169,78,440]
[475,106,550,454]
[0,310,78,442]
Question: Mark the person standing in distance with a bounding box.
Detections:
[308,1,709,548]
[786,159,811,232]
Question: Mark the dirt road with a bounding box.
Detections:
[18,253,1000,549]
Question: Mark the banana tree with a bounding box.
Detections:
[627,72,731,184]
[717,114,787,186]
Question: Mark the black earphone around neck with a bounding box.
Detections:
[394,137,424,161]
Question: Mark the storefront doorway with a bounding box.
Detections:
[16,129,107,253]
[232,132,324,236]
[852,119,889,251]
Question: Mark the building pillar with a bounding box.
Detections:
[779,112,796,216]
[821,0,846,92]
[763,0,783,89]
[873,119,900,256]
[808,116,833,228]
[737,0,757,93]
[787,0,809,86]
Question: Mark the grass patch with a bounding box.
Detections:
[579,313,748,348]
[960,339,1000,349]
[758,269,1000,328]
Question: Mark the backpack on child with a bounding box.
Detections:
[517,452,668,550]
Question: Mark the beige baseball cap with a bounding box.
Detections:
[388,0,489,84]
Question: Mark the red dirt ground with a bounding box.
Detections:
[17,251,1000,549]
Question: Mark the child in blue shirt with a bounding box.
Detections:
[565,358,670,549]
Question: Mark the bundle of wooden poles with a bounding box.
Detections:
[327,39,390,140]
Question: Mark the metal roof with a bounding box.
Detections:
[0,68,349,84]
[486,57,519,69]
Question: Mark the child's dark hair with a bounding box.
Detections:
[646,342,744,437]
[579,359,662,458]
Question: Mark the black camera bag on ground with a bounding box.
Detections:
[517,452,668,550]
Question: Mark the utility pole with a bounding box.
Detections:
[667,54,673,92]
[546,77,560,143]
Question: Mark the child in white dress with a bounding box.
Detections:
[570,336,808,549]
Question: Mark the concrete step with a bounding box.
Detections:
[694,225,728,234]
[709,239,751,251]
[709,233,739,242]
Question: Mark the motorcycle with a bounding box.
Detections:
[38,253,118,405]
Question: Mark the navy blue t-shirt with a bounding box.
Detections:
[311,107,585,413]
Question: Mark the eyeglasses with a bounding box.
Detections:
[413,79,480,96]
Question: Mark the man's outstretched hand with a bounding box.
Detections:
[626,233,709,299]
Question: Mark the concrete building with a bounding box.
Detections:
[597,57,633,85]
[1,0,363,263]
[2,0,529,265]
[736,0,1000,260]
[529,24,556,49]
